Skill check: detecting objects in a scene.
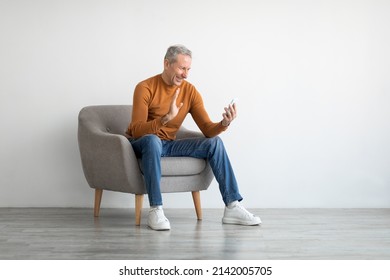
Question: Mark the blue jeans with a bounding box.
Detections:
[129,134,243,206]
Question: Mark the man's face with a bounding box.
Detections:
[163,54,192,86]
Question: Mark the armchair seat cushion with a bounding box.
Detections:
[138,157,207,176]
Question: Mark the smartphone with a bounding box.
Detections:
[229,98,238,106]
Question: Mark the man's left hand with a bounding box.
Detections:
[221,103,237,127]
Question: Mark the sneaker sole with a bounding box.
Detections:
[148,224,171,231]
[222,217,262,226]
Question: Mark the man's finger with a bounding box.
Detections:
[175,88,180,97]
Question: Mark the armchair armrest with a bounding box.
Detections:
[176,126,205,139]
[78,125,145,194]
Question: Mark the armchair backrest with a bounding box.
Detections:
[78,105,131,136]
[78,105,204,139]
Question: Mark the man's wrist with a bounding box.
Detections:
[161,114,171,126]
[221,120,230,127]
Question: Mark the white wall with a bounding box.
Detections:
[1,0,389,208]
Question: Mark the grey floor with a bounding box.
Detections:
[0,208,389,260]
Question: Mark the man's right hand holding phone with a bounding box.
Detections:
[222,98,238,127]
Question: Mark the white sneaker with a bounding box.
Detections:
[148,207,171,230]
[222,202,262,226]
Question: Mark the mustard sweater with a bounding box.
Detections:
[127,74,227,140]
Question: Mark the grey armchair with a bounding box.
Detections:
[77,105,214,225]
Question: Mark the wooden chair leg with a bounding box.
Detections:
[135,194,144,226]
[94,189,103,217]
[192,191,202,220]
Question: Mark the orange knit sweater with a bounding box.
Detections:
[127,74,227,140]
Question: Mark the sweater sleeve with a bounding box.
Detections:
[190,90,228,138]
[127,82,164,138]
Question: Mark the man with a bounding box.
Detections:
[127,45,261,230]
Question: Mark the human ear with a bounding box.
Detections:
[163,59,170,69]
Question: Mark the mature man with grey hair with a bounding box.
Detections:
[164,44,192,63]
[126,44,261,230]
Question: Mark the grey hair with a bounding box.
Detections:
[164,44,192,64]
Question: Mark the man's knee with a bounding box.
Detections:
[210,136,223,145]
[141,134,162,153]
[207,136,225,152]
